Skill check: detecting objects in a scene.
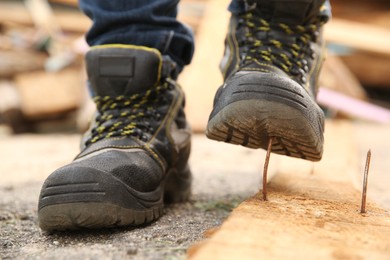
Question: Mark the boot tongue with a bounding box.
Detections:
[86,46,162,97]
[259,0,323,25]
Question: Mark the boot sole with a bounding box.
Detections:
[38,166,191,231]
[38,203,164,231]
[206,96,324,161]
[164,166,192,203]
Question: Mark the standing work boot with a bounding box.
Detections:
[38,45,192,231]
[207,0,329,161]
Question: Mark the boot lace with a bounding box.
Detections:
[85,81,172,145]
[238,12,325,85]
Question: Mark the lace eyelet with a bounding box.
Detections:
[300,76,307,84]
[140,135,149,142]
[290,67,300,76]
[155,113,162,120]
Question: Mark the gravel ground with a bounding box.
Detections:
[0,183,244,259]
[0,134,262,259]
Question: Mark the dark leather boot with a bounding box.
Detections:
[38,45,192,231]
[207,0,329,161]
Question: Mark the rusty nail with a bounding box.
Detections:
[360,149,372,214]
[262,137,274,201]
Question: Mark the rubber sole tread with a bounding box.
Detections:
[38,166,192,231]
[206,99,324,161]
[39,203,164,231]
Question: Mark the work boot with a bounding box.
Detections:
[38,45,192,231]
[207,0,329,161]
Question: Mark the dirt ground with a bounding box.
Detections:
[0,183,242,259]
[0,134,263,259]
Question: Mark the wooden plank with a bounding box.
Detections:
[340,52,390,88]
[1,0,207,35]
[319,55,367,100]
[0,50,46,78]
[26,0,61,38]
[14,67,83,119]
[325,18,390,56]
[189,121,390,259]
[178,0,230,132]
[317,88,390,124]
[0,1,91,33]
[331,0,390,29]
[49,0,78,7]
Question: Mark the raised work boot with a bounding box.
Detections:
[38,45,192,231]
[207,0,329,161]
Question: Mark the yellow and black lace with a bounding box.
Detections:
[239,12,325,85]
[85,82,171,145]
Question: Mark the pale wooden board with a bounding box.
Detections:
[178,0,230,132]
[49,0,78,6]
[189,121,390,259]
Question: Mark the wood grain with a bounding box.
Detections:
[189,121,390,259]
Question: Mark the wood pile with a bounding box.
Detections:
[0,0,207,133]
[0,0,90,133]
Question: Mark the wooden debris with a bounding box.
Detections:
[49,0,78,7]
[26,0,62,38]
[0,1,91,33]
[325,18,390,57]
[319,55,367,100]
[14,67,83,119]
[341,52,390,88]
[331,0,390,29]
[0,50,46,78]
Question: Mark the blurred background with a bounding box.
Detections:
[0,0,389,135]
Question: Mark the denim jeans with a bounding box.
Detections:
[79,0,331,72]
